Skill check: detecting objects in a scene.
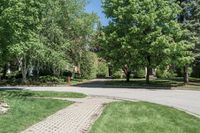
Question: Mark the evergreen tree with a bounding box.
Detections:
[185,0,200,78]
[178,0,200,82]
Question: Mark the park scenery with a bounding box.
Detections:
[0,0,200,133]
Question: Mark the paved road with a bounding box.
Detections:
[1,80,200,117]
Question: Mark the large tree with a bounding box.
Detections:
[0,0,46,82]
[100,0,194,83]
[0,0,98,82]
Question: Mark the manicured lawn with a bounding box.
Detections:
[0,90,87,98]
[105,79,183,87]
[0,90,86,133]
[70,79,88,85]
[90,101,200,133]
[104,78,200,89]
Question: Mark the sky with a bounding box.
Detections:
[85,0,109,26]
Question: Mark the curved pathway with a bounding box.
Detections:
[22,97,114,133]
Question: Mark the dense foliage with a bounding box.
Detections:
[80,51,98,79]
[0,0,98,83]
[0,0,200,84]
[96,59,109,78]
[178,0,200,79]
[99,0,195,83]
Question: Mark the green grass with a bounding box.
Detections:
[0,90,87,98]
[90,101,200,133]
[105,79,182,87]
[104,78,200,89]
[0,90,86,133]
[70,79,88,85]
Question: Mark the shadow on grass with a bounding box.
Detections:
[0,90,33,100]
[166,77,200,88]
[73,77,200,89]
[73,79,185,90]
[0,88,23,91]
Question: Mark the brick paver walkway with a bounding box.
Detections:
[22,97,114,133]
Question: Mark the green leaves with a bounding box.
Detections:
[100,0,195,77]
[0,0,98,79]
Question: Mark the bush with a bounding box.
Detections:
[133,68,145,78]
[96,60,108,78]
[80,51,98,79]
[112,70,124,79]
[192,63,200,78]
[156,68,176,79]
[38,76,64,83]
[63,70,72,77]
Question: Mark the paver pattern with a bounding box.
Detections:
[22,97,114,133]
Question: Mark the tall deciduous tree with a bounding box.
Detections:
[100,0,194,83]
[0,0,45,82]
[0,0,98,82]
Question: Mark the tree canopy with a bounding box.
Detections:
[0,0,98,82]
[99,0,195,83]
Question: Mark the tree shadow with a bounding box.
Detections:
[0,89,32,100]
[0,88,23,91]
[187,78,200,86]
[72,79,181,90]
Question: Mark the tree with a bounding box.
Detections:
[100,0,194,83]
[178,0,200,80]
[0,0,98,82]
[0,0,46,82]
[43,0,98,77]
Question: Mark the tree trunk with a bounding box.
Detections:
[2,64,8,79]
[126,71,131,82]
[22,57,27,83]
[146,66,150,84]
[146,55,151,84]
[108,67,112,77]
[123,65,131,82]
[184,65,189,84]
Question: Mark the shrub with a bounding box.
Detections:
[63,70,72,77]
[133,68,145,78]
[112,70,124,79]
[156,68,176,79]
[38,76,64,83]
[96,60,108,78]
[80,51,98,79]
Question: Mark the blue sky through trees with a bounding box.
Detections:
[85,0,109,26]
